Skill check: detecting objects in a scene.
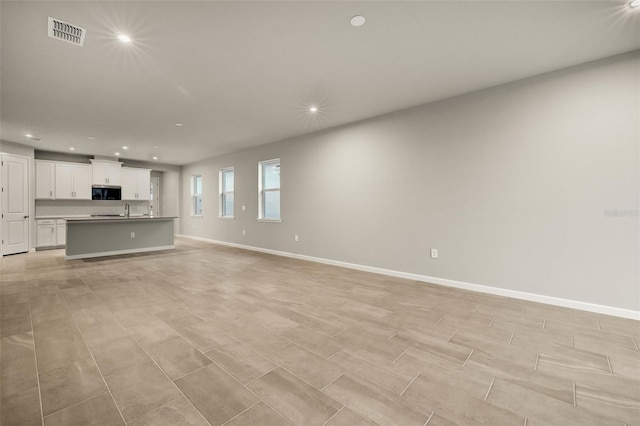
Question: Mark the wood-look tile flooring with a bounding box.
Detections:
[1,238,638,425]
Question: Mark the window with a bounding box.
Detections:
[191,175,202,216]
[258,158,280,221]
[219,167,234,218]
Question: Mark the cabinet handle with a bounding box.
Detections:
[51,228,54,234]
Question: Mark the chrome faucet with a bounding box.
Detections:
[124,203,130,217]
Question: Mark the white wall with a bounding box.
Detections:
[180,51,639,313]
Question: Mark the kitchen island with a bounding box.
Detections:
[65,216,177,260]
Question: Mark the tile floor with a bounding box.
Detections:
[1,238,638,425]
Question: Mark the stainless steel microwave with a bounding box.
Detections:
[91,186,121,200]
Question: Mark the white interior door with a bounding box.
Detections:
[1,155,30,255]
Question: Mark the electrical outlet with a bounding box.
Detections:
[294,234,299,242]
[242,229,246,236]
[430,248,438,259]
[130,232,135,239]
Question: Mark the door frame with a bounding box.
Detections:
[0,152,32,256]
[150,176,160,216]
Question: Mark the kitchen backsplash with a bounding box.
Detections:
[36,200,149,217]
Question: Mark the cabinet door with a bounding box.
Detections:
[36,223,56,247]
[56,221,66,246]
[73,165,92,199]
[92,162,107,185]
[35,161,55,199]
[121,168,138,200]
[136,170,151,200]
[106,163,122,186]
[54,164,74,199]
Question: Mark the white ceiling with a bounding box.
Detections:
[2,1,638,165]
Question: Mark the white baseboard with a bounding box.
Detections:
[177,234,640,320]
[65,245,175,260]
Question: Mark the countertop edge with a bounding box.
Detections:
[65,216,178,222]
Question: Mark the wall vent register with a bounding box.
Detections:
[48,17,86,46]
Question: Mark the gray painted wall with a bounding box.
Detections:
[182,52,639,311]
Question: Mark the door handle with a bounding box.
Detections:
[23,215,29,219]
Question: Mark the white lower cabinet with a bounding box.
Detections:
[56,220,67,246]
[36,219,66,248]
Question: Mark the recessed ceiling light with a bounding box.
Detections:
[175,123,183,127]
[88,136,95,140]
[350,15,366,27]
[153,146,160,149]
[114,152,121,156]
[309,106,318,113]
[122,146,129,150]
[69,147,75,151]
[25,133,33,138]
[629,0,640,8]
[117,34,132,43]
[152,156,158,160]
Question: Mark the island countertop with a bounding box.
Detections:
[66,216,178,222]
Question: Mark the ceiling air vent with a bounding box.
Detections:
[48,17,86,47]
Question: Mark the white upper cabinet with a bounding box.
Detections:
[122,168,151,200]
[54,163,92,199]
[91,160,122,186]
[35,160,55,199]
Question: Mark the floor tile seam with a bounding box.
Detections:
[320,371,346,392]
[328,366,429,418]
[278,330,345,361]
[124,394,209,426]
[392,346,411,363]
[194,353,292,426]
[483,377,496,401]
[319,405,344,426]
[41,391,111,422]
[423,411,434,425]
[269,362,346,400]
[399,372,420,396]
[170,362,213,383]
[26,295,45,426]
[605,355,614,374]
[61,295,128,426]
[463,349,474,367]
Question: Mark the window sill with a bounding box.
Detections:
[219,216,235,220]
[257,218,281,223]
[191,215,203,218]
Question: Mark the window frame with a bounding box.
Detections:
[191,174,203,217]
[219,167,235,219]
[258,158,281,222]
